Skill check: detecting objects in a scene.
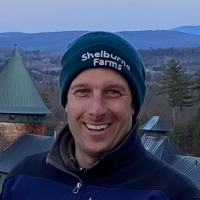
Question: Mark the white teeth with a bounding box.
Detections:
[86,124,109,130]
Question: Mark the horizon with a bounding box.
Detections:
[1,0,200,33]
[1,25,200,34]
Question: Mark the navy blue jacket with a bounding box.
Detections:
[1,122,200,199]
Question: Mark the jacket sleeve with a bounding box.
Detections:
[0,177,15,200]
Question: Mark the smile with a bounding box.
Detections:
[85,123,109,131]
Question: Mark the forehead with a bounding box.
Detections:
[70,68,130,90]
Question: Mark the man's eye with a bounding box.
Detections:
[75,89,89,96]
[106,90,121,97]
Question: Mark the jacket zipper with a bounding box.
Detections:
[72,181,82,200]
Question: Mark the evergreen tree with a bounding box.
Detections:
[157,59,193,126]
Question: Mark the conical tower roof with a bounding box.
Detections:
[0,46,51,114]
[140,116,173,132]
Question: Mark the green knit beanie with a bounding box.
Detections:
[59,31,146,117]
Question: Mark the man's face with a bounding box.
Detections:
[66,68,135,161]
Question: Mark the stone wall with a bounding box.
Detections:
[0,123,45,151]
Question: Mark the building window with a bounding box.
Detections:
[9,115,15,120]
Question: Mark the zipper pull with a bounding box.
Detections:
[73,182,82,194]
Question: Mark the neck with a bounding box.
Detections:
[75,150,101,169]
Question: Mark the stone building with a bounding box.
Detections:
[0,46,51,151]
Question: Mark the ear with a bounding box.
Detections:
[65,103,68,112]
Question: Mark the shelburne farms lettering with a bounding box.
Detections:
[81,50,130,71]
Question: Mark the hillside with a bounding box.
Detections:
[1,30,200,53]
[1,46,200,85]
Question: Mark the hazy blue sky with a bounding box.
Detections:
[1,0,200,33]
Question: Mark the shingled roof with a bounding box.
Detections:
[0,46,51,114]
[141,116,200,189]
[141,135,184,163]
[0,134,55,174]
[141,134,200,189]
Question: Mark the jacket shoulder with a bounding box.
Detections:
[4,151,73,187]
[7,151,49,178]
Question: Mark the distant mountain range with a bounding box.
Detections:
[0,25,200,53]
[170,25,200,35]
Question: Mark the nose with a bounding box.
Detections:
[88,94,107,117]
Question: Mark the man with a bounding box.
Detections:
[1,32,200,199]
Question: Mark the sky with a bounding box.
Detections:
[1,0,200,33]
